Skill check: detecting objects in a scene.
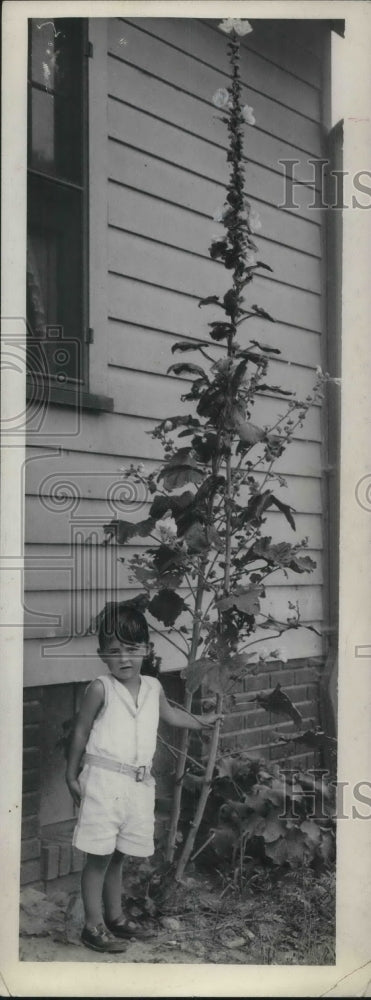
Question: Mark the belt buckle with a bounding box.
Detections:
[136,765,146,782]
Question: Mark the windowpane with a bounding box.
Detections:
[27,175,83,383]
[30,19,81,96]
[27,18,87,386]
[30,89,55,171]
[29,18,83,184]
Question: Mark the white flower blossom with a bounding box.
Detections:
[242,105,256,125]
[272,647,288,663]
[219,18,253,36]
[245,248,258,268]
[212,88,230,108]
[155,514,177,544]
[213,205,228,223]
[249,208,262,233]
[163,420,173,431]
[258,647,269,661]
[136,463,145,474]
[315,365,341,386]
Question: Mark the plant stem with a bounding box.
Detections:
[175,699,223,880]
[166,555,207,862]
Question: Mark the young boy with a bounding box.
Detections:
[66,603,221,953]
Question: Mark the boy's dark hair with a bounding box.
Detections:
[98,603,149,651]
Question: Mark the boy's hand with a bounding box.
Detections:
[66,775,82,807]
[201,712,224,728]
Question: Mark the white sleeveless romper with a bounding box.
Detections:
[73,674,161,856]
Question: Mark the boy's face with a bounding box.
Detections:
[99,638,148,685]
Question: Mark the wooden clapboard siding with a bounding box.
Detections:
[23,584,323,639]
[108,233,322,330]
[107,45,322,159]
[108,102,323,217]
[24,495,323,550]
[133,18,322,90]
[108,145,322,257]
[24,17,330,688]
[108,186,321,294]
[108,321,321,373]
[24,446,323,508]
[122,18,321,113]
[25,408,323,474]
[24,544,323,590]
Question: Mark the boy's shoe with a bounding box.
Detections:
[81,923,128,952]
[105,914,156,940]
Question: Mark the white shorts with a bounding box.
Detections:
[72,762,156,857]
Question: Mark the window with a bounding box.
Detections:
[27,18,88,390]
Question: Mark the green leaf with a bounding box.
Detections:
[252,538,316,575]
[167,362,209,380]
[216,585,262,616]
[240,812,266,838]
[255,261,274,272]
[209,240,228,261]
[198,295,222,308]
[231,413,265,446]
[148,589,186,627]
[261,812,286,843]
[159,449,204,491]
[208,321,234,342]
[171,341,205,353]
[264,838,288,865]
[213,827,239,857]
[196,385,225,420]
[319,830,334,865]
[250,340,281,354]
[285,827,306,864]
[216,755,240,780]
[157,414,201,431]
[300,819,321,845]
[181,657,216,694]
[257,684,303,725]
[191,432,220,464]
[252,304,276,323]
[223,289,240,317]
[270,495,296,531]
[258,384,293,396]
[206,661,230,695]
[291,554,317,573]
[103,517,155,545]
[149,492,194,522]
[152,545,185,589]
[183,521,210,554]
[276,728,334,751]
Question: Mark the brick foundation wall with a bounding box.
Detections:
[189,657,323,773]
[220,657,323,770]
[21,688,42,885]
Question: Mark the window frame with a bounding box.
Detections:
[26,17,113,414]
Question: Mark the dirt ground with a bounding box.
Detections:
[19,865,335,966]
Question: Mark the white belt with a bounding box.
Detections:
[83,753,152,783]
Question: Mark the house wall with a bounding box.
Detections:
[22,17,331,883]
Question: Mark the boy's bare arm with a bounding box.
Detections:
[66,679,104,806]
[159,686,223,730]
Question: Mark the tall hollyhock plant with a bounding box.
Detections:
[103,17,324,879]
